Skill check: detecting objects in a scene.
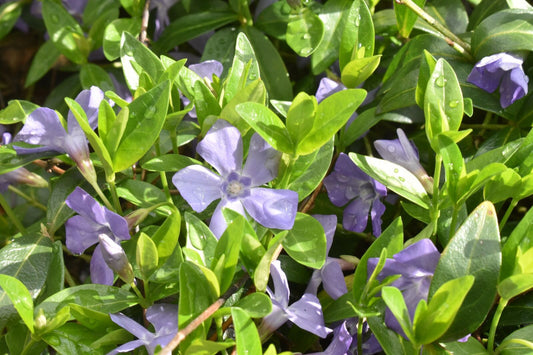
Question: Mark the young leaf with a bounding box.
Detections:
[0,275,34,333]
[232,307,262,355]
[136,232,158,280]
[282,212,327,269]
[341,55,381,88]
[120,32,164,91]
[286,7,324,57]
[382,286,415,342]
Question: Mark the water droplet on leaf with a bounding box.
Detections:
[449,100,459,108]
[47,336,61,346]
[436,76,447,87]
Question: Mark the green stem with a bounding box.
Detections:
[90,180,115,212]
[396,0,473,60]
[431,154,442,236]
[0,193,25,233]
[20,338,37,355]
[449,204,459,240]
[155,138,173,203]
[499,198,518,232]
[357,317,364,355]
[64,267,77,287]
[8,186,47,211]
[107,179,123,215]
[131,281,150,308]
[488,297,509,354]
[277,154,298,189]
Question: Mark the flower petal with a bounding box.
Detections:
[65,215,104,254]
[312,214,337,254]
[90,245,115,285]
[308,321,351,355]
[197,120,243,177]
[500,66,529,108]
[393,239,439,275]
[110,312,152,341]
[242,187,298,230]
[287,293,331,338]
[343,197,371,233]
[269,260,290,308]
[67,86,104,132]
[189,60,223,81]
[146,303,179,335]
[321,260,348,300]
[13,107,66,154]
[316,77,346,103]
[209,198,245,238]
[371,198,386,237]
[172,165,222,212]
[242,133,281,186]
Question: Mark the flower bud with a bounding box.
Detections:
[98,234,134,284]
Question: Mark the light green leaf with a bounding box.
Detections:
[0,275,34,333]
[286,7,324,57]
[232,307,262,355]
[282,213,327,269]
[136,232,158,280]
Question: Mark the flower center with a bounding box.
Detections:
[227,180,244,196]
[222,172,251,200]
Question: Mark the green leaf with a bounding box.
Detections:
[142,154,200,172]
[255,231,287,292]
[184,339,234,355]
[103,18,141,61]
[136,232,158,280]
[414,275,474,345]
[349,153,431,209]
[0,275,34,333]
[255,1,290,40]
[415,50,437,108]
[499,274,533,301]
[0,2,21,41]
[120,32,164,91]
[42,0,88,64]
[45,169,81,236]
[438,134,466,202]
[367,315,406,355]
[339,107,382,149]
[42,323,104,354]
[424,58,464,150]
[0,234,53,329]
[286,92,317,147]
[382,286,415,342]
[232,307,262,354]
[339,0,374,71]
[297,89,366,155]
[202,27,239,78]
[113,80,170,172]
[36,284,138,319]
[220,79,266,133]
[472,9,533,59]
[236,102,294,154]
[37,241,66,302]
[430,201,501,341]
[234,293,272,318]
[0,100,39,125]
[286,7,324,57]
[87,7,119,52]
[441,336,489,354]
[311,0,353,74]
[501,207,533,281]
[394,0,426,38]
[154,10,239,54]
[116,179,168,209]
[282,213,327,269]
[496,324,533,355]
[80,64,114,92]
[243,26,293,100]
[25,40,61,87]
[184,212,218,267]
[341,55,381,88]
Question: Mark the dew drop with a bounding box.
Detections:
[449,100,459,108]
[51,14,59,23]
[399,177,405,182]
[300,47,313,55]
[47,335,61,346]
[393,168,399,174]
[302,33,311,40]
[436,76,447,87]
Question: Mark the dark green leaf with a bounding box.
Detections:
[0,100,39,125]
[25,41,61,87]
[103,18,141,61]
[394,0,426,38]
[80,64,114,92]
[339,0,374,71]
[0,2,21,41]
[286,7,324,57]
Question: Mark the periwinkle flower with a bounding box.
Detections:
[306,215,348,300]
[65,187,130,285]
[150,0,179,39]
[307,321,352,355]
[13,86,104,183]
[181,60,223,118]
[98,234,134,284]
[316,77,347,103]
[323,153,386,236]
[259,260,331,339]
[108,303,178,355]
[374,128,433,193]
[367,239,440,338]
[172,120,298,238]
[467,52,529,108]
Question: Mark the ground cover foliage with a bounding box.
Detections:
[0,0,533,354]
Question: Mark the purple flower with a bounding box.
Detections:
[109,303,178,355]
[467,52,529,108]
[307,321,352,355]
[306,215,348,300]
[259,260,331,338]
[323,153,386,236]
[13,86,104,183]
[181,60,223,118]
[98,234,134,284]
[374,128,433,193]
[316,77,346,103]
[172,120,298,238]
[150,0,179,39]
[367,239,440,338]
[65,187,130,285]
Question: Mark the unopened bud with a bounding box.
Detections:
[98,234,134,284]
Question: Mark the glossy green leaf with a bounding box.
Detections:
[286,7,324,57]
[87,7,119,51]
[311,0,352,74]
[236,102,294,154]
[184,339,235,355]
[423,0,468,35]
[415,50,437,108]
[255,1,290,40]
[232,307,262,355]
[136,232,158,280]
[36,284,138,319]
[394,0,426,38]
[501,207,533,281]
[116,179,168,209]
[499,274,533,301]
[120,32,164,91]
[234,292,272,318]
[25,40,61,87]
[113,80,170,172]
[497,324,533,355]
[339,107,382,149]
[0,2,21,41]
[339,0,374,71]
[103,18,141,61]
[0,100,39,125]
[154,10,239,54]
[0,275,34,333]
[472,9,533,59]
[80,64,114,92]
[286,92,317,147]
[201,27,239,78]
[349,153,431,209]
[142,154,200,172]
[184,212,218,267]
[414,275,474,345]
[441,336,489,354]
[220,79,266,133]
[367,315,406,355]
[42,323,103,354]
[296,89,366,155]
[382,286,415,342]
[430,201,501,341]
[424,58,464,150]
[438,134,466,202]
[42,0,88,64]
[341,55,381,88]
[282,213,327,269]
[255,231,287,292]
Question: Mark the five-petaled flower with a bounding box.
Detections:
[259,260,331,339]
[65,187,130,285]
[108,303,178,355]
[13,86,104,184]
[172,119,298,238]
[367,239,440,338]
[467,52,529,108]
[323,153,387,236]
[374,128,433,193]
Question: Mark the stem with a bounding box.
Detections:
[139,0,151,44]
[431,154,442,236]
[277,154,298,189]
[155,139,173,203]
[488,297,509,353]
[64,267,77,287]
[107,179,123,215]
[499,198,518,232]
[0,193,25,233]
[8,186,47,211]
[357,317,364,355]
[90,180,115,212]
[131,281,150,308]
[396,0,473,60]
[160,275,249,354]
